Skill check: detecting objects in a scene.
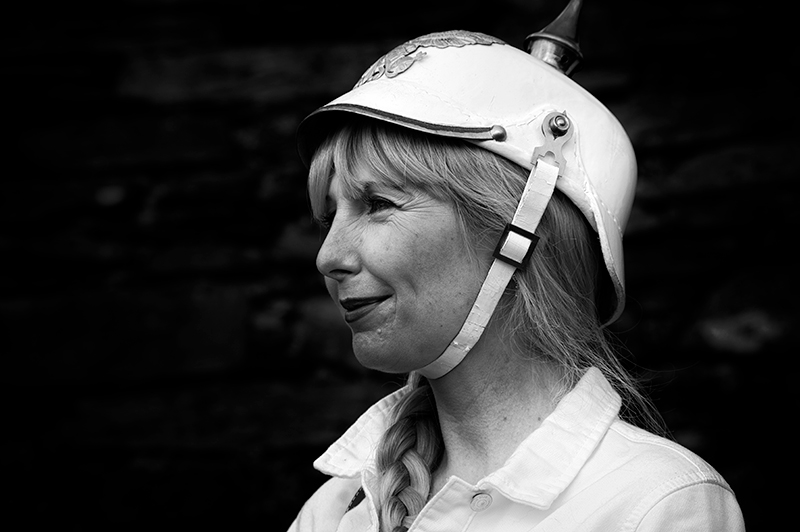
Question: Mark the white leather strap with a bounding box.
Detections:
[418,158,561,379]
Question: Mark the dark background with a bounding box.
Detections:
[3,0,796,529]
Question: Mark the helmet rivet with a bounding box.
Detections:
[490,125,507,141]
[548,114,570,137]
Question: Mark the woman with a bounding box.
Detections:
[289,3,745,531]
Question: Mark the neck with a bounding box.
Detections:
[426,328,559,489]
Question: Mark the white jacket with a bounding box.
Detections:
[288,368,745,531]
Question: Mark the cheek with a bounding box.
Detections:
[421,231,478,278]
[406,234,481,307]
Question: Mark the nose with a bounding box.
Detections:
[315,217,360,282]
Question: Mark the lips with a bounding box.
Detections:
[340,295,391,323]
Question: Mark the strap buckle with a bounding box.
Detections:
[493,223,540,269]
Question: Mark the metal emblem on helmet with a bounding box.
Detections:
[354,30,505,88]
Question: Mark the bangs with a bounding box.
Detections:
[307,117,476,221]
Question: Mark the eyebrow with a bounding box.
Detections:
[345,179,405,199]
[323,173,410,207]
[359,180,408,194]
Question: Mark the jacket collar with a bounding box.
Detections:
[313,367,621,510]
[312,384,411,479]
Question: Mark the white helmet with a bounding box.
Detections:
[297,0,637,378]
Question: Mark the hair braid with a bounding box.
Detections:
[374,375,442,532]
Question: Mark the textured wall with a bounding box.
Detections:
[3,0,796,529]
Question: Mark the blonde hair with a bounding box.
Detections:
[309,116,663,532]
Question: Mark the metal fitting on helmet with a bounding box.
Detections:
[525,0,584,76]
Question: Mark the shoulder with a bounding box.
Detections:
[287,477,363,532]
[586,420,745,531]
[605,420,727,484]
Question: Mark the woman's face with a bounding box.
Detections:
[315,169,491,373]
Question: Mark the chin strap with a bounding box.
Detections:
[418,111,574,379]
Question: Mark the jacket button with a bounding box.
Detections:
[470,492,493,511]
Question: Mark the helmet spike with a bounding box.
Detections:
[524,0,584,76]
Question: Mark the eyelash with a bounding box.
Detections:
[317,196,397,229]
[318,212,335,229]
[366,196,395,214]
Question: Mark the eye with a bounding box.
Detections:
[366,196,396,215]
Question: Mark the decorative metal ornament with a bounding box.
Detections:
[525,0,584,76]
[354,30,505,88]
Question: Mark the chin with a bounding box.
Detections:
[352,347,411,374]
[351,336,435,374]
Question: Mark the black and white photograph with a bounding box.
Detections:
[3,0,796,530]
